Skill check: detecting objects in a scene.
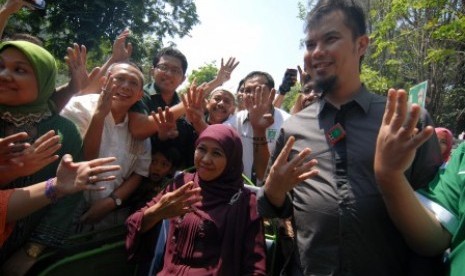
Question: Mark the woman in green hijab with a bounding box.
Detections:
[0,41,83,268]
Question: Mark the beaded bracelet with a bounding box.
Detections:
[45,178,58,204]
[252,136,267,142]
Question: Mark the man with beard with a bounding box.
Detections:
[258,0,443,275]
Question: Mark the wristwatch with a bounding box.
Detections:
[109,192,122,207]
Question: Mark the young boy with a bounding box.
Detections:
[129,146,181,211]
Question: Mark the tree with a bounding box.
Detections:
[2,0,199,63]
[187,61,218,85]
[298,0,465,133]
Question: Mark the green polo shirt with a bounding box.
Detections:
[418,143,465,276]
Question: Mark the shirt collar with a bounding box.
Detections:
[319,85,371,115]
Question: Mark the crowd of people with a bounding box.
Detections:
[0,0,464,275]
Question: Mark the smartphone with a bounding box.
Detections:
[24,0,46,10]
[286,68,298,77]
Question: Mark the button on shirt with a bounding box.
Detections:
[258,86,442,275]
[224,107,290,180]
[61,94,151,203]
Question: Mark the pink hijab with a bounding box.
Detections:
[435,127,453,162]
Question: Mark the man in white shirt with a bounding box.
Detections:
[225,71,290,183]
[61,62,151,229]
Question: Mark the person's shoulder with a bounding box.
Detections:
[274,107,291,119]
[224,111,245,126]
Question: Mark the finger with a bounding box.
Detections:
[181,94,189,109]
[401,104,421,138]
[37,143,62,159]
[151,111,162,129]
[89,175,117,184]
[171,181,195,198]
[87,156,117,167]
[165,106,174,123]
[34,135,60,153]
[409,126,434,150]
[287,147,312,168]
[275,136,295,165]
[391,89,408,131]
[231,60,240,71]
[33,130,56,147]
[0,132,28,146]
[39,154,60,167]
[82,185,106,191]
[296,169,320,182]
[127,43,133,57]
[80,45,87,65]
[382,89,397,126]
[89,164,121,176]
[269,88,276,104]
[156,107,164,122]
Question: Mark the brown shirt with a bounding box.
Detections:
[258,86,442,275]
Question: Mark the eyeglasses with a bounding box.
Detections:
[155,64,183,76]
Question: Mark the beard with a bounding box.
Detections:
[314,75,338,99]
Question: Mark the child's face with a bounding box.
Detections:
[0,47,38,106]
[149,152,173,182]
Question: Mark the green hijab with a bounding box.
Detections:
[0,40,57,115]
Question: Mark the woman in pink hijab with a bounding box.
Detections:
[435,127,453,163]
[126,124,266,275]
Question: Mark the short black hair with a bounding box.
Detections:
[306,0,367,39]
[243,71,275,90]
[152,146,182,170]
[237,79,245,92]
[152,47,188,75]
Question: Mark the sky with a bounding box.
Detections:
[168,0,307,92]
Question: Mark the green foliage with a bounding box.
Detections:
[2,0,199,63]
[300,0,465,132]
[187,62,218,85]
[281,85,302,113]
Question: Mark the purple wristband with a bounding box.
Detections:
[45,178,58,203]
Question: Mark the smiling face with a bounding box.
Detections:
[0,47,38,106]
[194,139,227,181]
[107,64,144,111]
[152,55,186,94]
[207,90,236,124]
[304,10,368,100]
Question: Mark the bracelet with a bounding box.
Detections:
[253,136,267,142]
[45,178,58,204]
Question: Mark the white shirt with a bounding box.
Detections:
[61,94,151,203]
[224,107,290,181]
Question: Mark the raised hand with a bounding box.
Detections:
[216,57,239,84]
[264,136,319,207]
[374,89,434,177]
[182,83,206,126]
[246,85,275,131]
[65,43,101,95]
[152,106,179,141]
[94,74,115,118]
[147,181,202,219]
[55,155,120,196]
[12,130,61,175]
[297,65,311,86]
[111,29,133,63]
[0,132,29,166]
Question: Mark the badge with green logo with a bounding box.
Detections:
[326,123,346,146]
[267,129,277,141]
